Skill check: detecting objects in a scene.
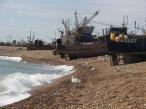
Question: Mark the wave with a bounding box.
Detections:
[0,65,74,106]
[0,56,22,62]
[44,65,74,73]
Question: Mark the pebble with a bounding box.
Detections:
[91,67,96,71]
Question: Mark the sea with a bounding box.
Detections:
[0,56,74,107]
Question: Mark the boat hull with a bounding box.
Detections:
[57,42,107,59]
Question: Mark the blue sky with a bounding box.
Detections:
[0,0,146,42]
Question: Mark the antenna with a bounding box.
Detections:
[126,16,129,27]
[134,20,137,34]
[32,32,35,41]
[29,30,32,41]
[122,15,128,27]
[122,16,125,27]
[145,20,146,29]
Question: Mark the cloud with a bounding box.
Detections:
[0,0,146,41]
[83,0,146,17]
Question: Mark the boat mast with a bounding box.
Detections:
[74,10,79,26]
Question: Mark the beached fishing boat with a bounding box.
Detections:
[54,11,107,60]
[105,26,146,65]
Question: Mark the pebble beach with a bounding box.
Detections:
[1,46,146,109]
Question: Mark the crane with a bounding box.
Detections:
[71,11,99,34]
[83,11,99,26]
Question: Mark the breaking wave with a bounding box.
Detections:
[0,65,74,106]
[0,56,22,62]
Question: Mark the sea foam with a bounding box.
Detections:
[0,65,74,106]
[0,56,22,62]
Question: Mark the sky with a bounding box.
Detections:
[0,0,146,42]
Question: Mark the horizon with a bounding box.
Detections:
[0,0,146,42]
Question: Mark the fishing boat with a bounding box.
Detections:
[53,11,107,60]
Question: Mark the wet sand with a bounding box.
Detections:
[1,46,146,109]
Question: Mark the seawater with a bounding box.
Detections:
[0,56,74,107]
